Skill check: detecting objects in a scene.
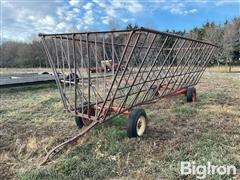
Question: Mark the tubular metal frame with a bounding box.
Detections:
[39,27,216,124]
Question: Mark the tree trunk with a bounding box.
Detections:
[228,58,232,72]
[228,59,232,73]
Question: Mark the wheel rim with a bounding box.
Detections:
[82,107,95,126]
[136,116,146,136]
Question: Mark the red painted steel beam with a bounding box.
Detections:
[156,85,187,97]
[170,88,187,97]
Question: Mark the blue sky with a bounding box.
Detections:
[1,0,239,42]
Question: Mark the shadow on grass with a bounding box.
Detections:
[0,83,57,94]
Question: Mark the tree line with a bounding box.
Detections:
[0,40,47,68]
[188,17,239,68]
[0,17,239,68]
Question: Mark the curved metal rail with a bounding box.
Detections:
[40,121,98,165]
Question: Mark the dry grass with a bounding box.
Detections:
[206,65,240,73]
[0,70,240,179]
[0,68,53,74]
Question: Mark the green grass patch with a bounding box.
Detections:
[110,115,127,126]
[93,127,127,155]
[0,83,57,94]
[172,105,197,115]
[19,167,61,180]
[197,91,226,105]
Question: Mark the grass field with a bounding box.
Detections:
[1,65,240,74]
[0,70,240,179]
[0,68,52,74]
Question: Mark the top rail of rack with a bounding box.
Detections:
[38,27,217,47]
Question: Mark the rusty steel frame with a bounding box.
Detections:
[40,27,216,123]
[39,27,216,164]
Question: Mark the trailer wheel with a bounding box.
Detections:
[75,102,95,128]
[75,116,84,129]
[186,87,197,102]
[127,108,147,138]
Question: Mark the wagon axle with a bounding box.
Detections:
[74,86,197,138]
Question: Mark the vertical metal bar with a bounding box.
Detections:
[42,38,67,109]
[59,37,75,110]
[111,33,114,84]
[80,35,84,115]
[60,36,66,91]
[53,37,73,109]
[75,40,88,104]
[72,34,77,114]
[103,34,106,97]
[66,36,71,89]
[95,34,98,117]
[86,33,90,117]
[54,38,59,70]
[96,31,134,121]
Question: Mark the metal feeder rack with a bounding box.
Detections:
[39,27,216,164]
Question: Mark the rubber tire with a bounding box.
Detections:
[127,108,147,138]
[186,87,196,102]
[75,102,91,129]
[75,116,84,129]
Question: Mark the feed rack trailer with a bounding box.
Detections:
[39,27,216,164]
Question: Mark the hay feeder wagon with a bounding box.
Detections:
[39,27,216,164]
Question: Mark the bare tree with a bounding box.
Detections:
[222,20,237,72]
[203,23,223,66]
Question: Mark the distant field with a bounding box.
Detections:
[1,65,240,74]
[0,70,239,179]
[206,66,240,73]
[0,68,52,74]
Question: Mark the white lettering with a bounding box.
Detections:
[180,161,237,179]
[180,161,192,175]
[196,165,206,179]
[227,165,236,175]
[216,166,227,175]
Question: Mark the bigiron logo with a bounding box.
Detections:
[180,161,237,179]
